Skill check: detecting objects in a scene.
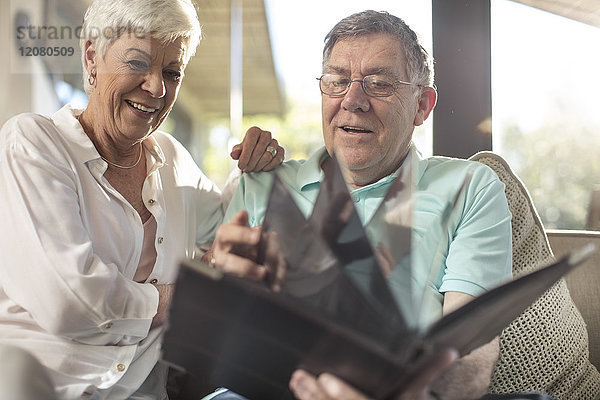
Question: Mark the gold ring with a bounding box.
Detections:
[266,145,277,158]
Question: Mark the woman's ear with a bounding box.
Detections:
[413,86,438,127]
[83,39,97,74]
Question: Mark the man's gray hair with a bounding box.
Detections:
[322,10,433,87]
[80,0,201,94]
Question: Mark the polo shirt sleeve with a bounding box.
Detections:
[223,172,274,227]
[0,115,158,346]
[439,164,513,296]
[223,175,247,224]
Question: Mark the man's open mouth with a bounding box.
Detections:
[342,126,373,133]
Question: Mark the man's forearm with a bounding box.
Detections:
[429,337,500,400]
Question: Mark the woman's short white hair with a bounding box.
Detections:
[80,0,201,94]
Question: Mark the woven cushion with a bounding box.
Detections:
[469,152,600,399]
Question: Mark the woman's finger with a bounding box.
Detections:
[236,127,261,170]
[251,138,279,171]
[230,143,242,160]
[244,129,272,171]
[261,139,285,171]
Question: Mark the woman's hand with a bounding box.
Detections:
[230,126,285,172]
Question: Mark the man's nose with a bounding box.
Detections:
[342,80,370,112]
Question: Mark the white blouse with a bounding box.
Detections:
[0,104,223,399]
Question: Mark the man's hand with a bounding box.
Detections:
[230,126,285,172]
[289,370,370,400]
[289,349,458,400]
[206,210,288,290]
[428,292,501,399]
[428,337,500,399]
[209,210,266,281]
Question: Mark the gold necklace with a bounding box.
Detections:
[76,112,144,170]
[101,144,143,169]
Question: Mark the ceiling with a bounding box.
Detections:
[45,0,284,120]
[178,0,285,119]
[43,0,599,123]
[511,0,600,28]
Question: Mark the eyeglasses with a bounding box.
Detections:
[317,74,422,98]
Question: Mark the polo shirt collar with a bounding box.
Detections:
[296,143,428,192]
[297,147,329,191]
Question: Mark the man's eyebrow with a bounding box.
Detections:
[324,65,349,75]
[324,65,398,77]
[366,67,396,76]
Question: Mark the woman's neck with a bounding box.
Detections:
[78,107,142,167]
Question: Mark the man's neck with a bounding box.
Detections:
[321,152,409,190]
[352,155,409,190]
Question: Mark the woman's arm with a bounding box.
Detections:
[0,115,158,346]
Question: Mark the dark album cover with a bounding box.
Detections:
[162,157,594,400]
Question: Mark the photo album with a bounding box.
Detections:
[162,157,594,400]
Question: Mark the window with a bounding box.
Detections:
[492,0,600,229]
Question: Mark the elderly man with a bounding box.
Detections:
[208,10,512,400]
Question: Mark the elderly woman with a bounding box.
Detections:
[0,0,283,398]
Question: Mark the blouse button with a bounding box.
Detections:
[157,237,164,244]
[104,322,113,329]
[150,278,158,285]
[116,363,126,372]
[148,199,156,205]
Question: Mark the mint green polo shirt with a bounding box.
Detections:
[224,145,512,330]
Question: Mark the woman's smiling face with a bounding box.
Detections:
[85,33,188,143]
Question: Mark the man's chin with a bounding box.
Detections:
[333,152,373,171]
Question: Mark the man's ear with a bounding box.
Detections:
[83,39,97,74]
[413,86,437,127]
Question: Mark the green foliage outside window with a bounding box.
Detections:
[501,121,600,229]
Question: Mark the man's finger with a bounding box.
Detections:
[214,251,267,280]
[289,370,330,400]
[214,223,259,251]
[318,373,372,400]
[229,210,250,227]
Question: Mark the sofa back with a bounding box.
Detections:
[470,151,600,399]
[547,229,600,370]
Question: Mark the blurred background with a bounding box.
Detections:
[2,0,599,229]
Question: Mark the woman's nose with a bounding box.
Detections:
[142,69,166,98]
